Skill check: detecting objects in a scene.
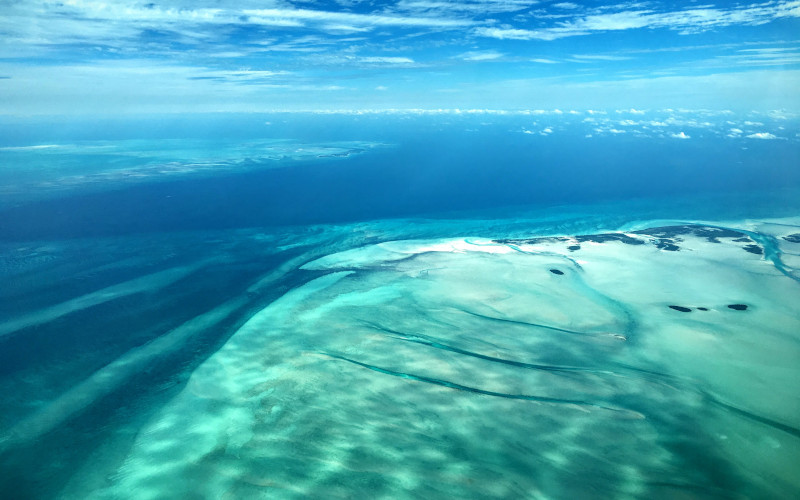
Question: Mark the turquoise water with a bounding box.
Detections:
[0,113,799,498]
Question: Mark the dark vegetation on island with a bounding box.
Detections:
[493,225,762,255]
[495,224,763,317]
[783,233,800,243]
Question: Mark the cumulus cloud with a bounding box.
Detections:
[746,132,778,139]
[671,131,691,139]
[617,108,646,115]
[766,109,796,120]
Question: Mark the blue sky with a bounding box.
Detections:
[1,0,799,115]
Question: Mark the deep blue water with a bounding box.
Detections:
[0,113,798,499]
[1,114,798,240]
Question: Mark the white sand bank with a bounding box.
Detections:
[84,218,800,499]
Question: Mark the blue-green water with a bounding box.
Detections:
[1,113,799,499]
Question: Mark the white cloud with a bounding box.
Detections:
[473,26,575,41]
[766,109,797,120]
[671,131,691,139]
[358,56,415,64]
[395,0,539,15]
[540,127,553,135]
[0,2,473,52]
[746,132,778,139]
[321,24,374,34]
[571,54,633,63]
[197,69,289,81]
[460,50,505,61]
[244,7,472,29]
[478,1,800,41]
[530,58,558,64]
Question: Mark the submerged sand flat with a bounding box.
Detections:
[86,219,800,499]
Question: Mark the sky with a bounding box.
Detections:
[1,0,799,115]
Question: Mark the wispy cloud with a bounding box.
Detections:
[244,8,473,29]
[477,1,800,41]
[473,26,574,41]
[395,0,540,15]
[0,1,473,53]
[459,50,505,61]
[571,54,632,62]
[1,0,798,114]
[715,46,800,67]
[357,56,416,64]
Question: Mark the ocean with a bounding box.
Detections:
[1,112,799,499]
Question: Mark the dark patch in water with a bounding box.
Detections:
[727,304,748,311]
[549,269,564,275]
[494,225,752,253]
[575,233,645,245]
[742,244,763,255]
[783,233,800,243]
[668,305,692,312]
[493,236,569,245]
[637,225,744,243]
[697,307,709,311]
[655,240,680,251]
[633,225,751,251]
